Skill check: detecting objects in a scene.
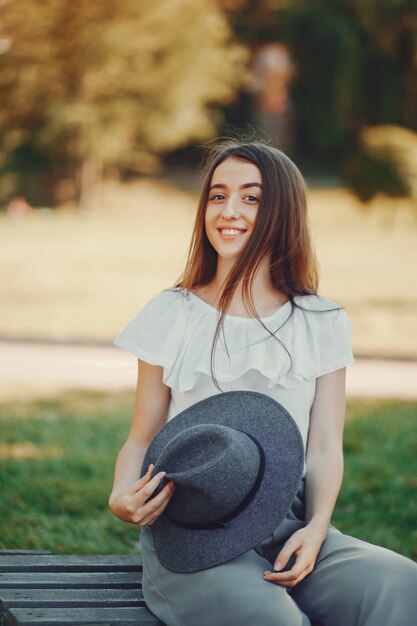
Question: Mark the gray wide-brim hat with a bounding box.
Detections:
[141,390,304,573]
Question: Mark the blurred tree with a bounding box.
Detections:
[281,3,361,156]
[344,125,417,204]
[343,150,410,203]
[217,0,417,162]
[351,0,417,129]
[0,0,248,207]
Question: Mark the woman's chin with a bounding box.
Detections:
[209,235,250,260]
[215,245,245,261]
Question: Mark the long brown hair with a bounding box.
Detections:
[175,140,320,389]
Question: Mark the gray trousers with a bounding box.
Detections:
[140,479,417,626]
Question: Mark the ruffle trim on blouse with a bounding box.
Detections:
[113,288,354,392]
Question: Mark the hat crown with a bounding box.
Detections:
[154,424,261,524]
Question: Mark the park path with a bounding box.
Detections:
[0,340,416,402]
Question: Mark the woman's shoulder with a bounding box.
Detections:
[293,293,344,312]
[292,293,351,332]
[118,288,189,331]
[113,288,190,365]
[141,286,186,308]
[283,292,353,380]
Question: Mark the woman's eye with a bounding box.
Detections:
[245,195,260,203]
[210,194,226,201]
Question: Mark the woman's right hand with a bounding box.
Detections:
[109,463,175,527]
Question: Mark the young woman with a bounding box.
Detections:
[110,141,417,626]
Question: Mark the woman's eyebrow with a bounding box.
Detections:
[209,182,263,191]
[241,182,263,189]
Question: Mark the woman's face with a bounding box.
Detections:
[205,157,263,261]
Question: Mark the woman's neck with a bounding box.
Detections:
[198,255,287,317]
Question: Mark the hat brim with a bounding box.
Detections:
[141,391,304,573]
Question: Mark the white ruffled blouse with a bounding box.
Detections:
[113,288,354,474]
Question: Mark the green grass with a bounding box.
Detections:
[0,392,416,558]
[332,398,417,558]
[0,390,139,554]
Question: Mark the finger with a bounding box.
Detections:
[264,555,314,587]
[265,559,310,584]
[273,537,300,571]
[131,464,155,492]
[138,471,167,500]
[276,552,311,579]
[139,483,176,526]
[142,481,175,514]
[264,569,309,588]
[129,482,174,525]
[140,496,173,526]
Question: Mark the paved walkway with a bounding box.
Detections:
[1,340,416,401]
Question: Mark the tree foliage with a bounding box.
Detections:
[220,0,417,159]
[344,125,417,203]
[282,4,361,154]
[0,0,248,204]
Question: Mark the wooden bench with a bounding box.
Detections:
[0,551,163,625]
[1,551,324,625]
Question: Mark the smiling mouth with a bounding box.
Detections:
[217,228,247,236]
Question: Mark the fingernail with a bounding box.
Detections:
[274,561,282,571]
[159,471,166,478]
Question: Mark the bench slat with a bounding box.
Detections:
[1,588,145,608]
[0,556,142,573]
[0,572,142,589]
[0,553,164,625]
[4,606,162,625]
[0,553,51,557]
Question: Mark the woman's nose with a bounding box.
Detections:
[221,195,240,219]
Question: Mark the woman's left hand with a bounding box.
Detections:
[263,524,325,589]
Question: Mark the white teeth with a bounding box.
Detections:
[220,229,244,235]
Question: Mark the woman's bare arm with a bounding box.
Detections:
[264,367,347,587]
[304,366,347,540]
[108,359,174,525]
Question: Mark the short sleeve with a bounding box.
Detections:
[113,289,187,369]
[313,308,354,377]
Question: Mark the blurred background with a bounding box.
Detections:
[0,0,416,557]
